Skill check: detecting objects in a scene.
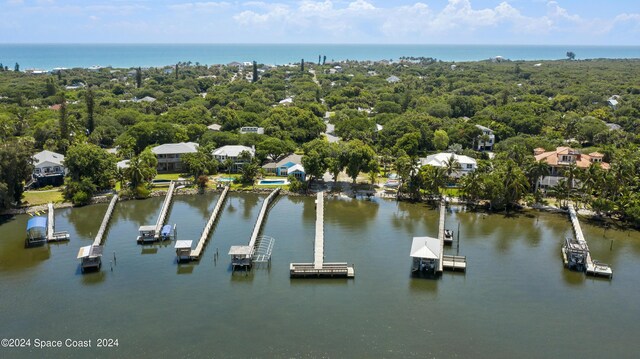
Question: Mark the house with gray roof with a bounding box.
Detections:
[151,142,199,173]
[32,150,66,187]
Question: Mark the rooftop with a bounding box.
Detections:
[151,142,199,155]
[33,150,65,167]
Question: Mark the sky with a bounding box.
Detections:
[2,0,640,45]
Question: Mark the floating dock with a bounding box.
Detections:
[187,186,229,260]
[77,195,118,272]
[410,201,466,275]
[46,203,70,242]
[562,204,612,279]
[137,182,176,243]
[290,192,355,278]
[229,188,279,270]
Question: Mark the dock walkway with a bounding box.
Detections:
[290,192,355,278]
[565,204,612,279]
[94,195,118,246]
[189,186,229,259]
[77,195,118,272]
[229,188,279,269]
[154,181,175,239]
[46,202,69,242]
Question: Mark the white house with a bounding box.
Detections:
[151,142,199,173]
[212,145,255,173]
[608,95,620,109]
[475,124,495,151]
[32,150,66,187]
[239,126,264,135]
[419,153,477,178]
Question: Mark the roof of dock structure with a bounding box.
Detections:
[77,245,103,259]
[228,245,252,256]
[410,236,441,260]
[174,240,193,249]
[27,216,47,230]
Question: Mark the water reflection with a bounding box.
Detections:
[66,203,107,239]
[325,197,379,228]
[112,198,157,224]
[176,263,195,275]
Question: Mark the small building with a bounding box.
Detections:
[212,145,255,173]
[386,75,401,83]
[534,147,610,188]
[239,126,264,135]
[32,150,66,188]
[475,124,495,151]
[279,97,293,106]
[419,153,477,178]
[136,96,156,103]
[607,95,620,109]
[410,236,441,274]
[207,123,222,131]
[229,245,253,269]
[26,216,47,246]
[175,240,193,262]
[77,245,103,272]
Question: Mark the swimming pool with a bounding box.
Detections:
[217,177,235,182]
[258,179,289,185]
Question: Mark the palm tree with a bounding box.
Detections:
[526,160,550,194]
[443,154,461,179]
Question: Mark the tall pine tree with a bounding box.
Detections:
[252,61,258,83]
[85,87,95,135]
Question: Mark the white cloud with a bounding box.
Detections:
[169,2,230,11]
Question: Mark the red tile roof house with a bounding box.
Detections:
[534,147,609,188]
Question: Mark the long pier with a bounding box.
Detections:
[154,181,176,239]
[46,202,69,242]
[290,192,355,278]
[77,195,118,272]
[229,188,279,269]
[94,195,118,246]
[564,204,612,278]
[188,186,230,260]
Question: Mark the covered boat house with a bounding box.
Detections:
[410,236,441,274]
[26,216,47,246]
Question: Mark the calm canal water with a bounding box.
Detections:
[1,193,639,358]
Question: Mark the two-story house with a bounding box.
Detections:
[475,125,495,151]
[151,142,199,173]
[212,145,255,173]
[32,150,66,187]
[534,147,610,188]
[261,154,306,180]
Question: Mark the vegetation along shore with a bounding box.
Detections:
[1,56,639,228]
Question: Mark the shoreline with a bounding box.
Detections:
[3,186,632,230]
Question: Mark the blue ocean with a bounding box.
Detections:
[1,44,639,70]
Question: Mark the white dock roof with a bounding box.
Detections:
[410,236,441,260]
[174,240,193,249]
[228,245,252,256]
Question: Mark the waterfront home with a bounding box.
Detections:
[262,154,306,180]
[151,142,199,173]
[475,124,495,151]
[239,126,264,135]
[419,153,477,178]
[212,145,255,173]
[534,147,610,188]
[32,150,66,187]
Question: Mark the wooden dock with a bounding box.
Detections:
[229,188,280,269]
[77,195,118,272]
[565,204,612,279]
[154,181,175,239]
[46,202,69,242]
[93,195,118,246]
[290,192,355,278]
[189,186,229,260]
[410,201,466,276]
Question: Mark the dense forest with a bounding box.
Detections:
[1,57,639,226]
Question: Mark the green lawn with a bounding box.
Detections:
[442,188,461,197]
[154,173,183,180]
[22,190,64,206]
